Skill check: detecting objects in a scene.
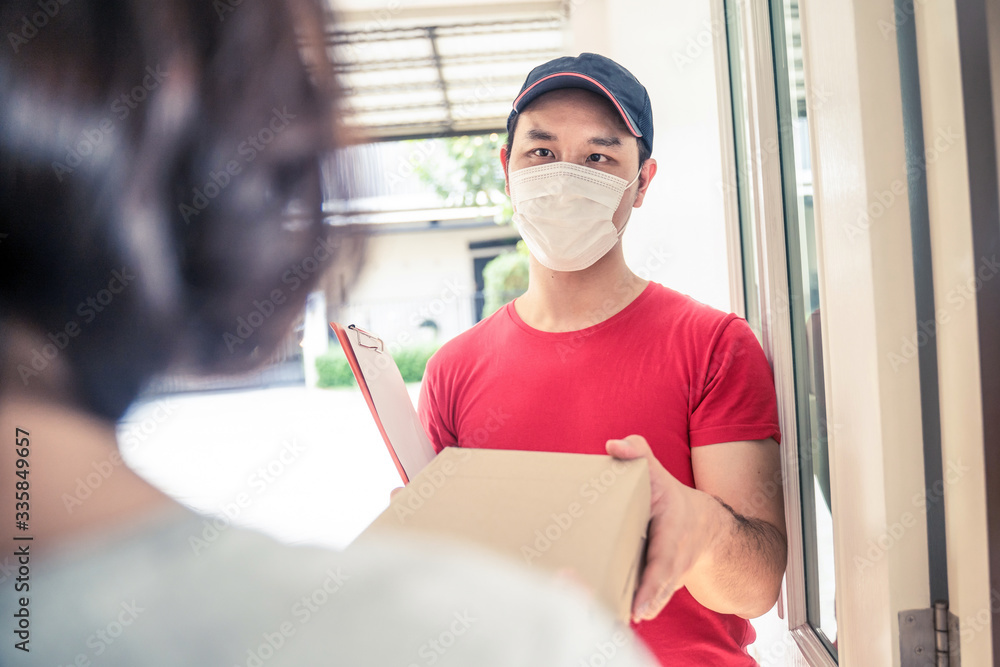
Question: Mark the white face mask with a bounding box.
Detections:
[509,161,640,272]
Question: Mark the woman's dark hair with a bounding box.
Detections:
[0,0,348,419]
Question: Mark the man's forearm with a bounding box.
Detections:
[684,495,787,619]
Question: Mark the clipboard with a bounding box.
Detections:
[330,322,437,483]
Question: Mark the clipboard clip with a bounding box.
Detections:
[348,324,384,353]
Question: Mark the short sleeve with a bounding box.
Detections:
[418,352,456,453]
[689,317,781,447]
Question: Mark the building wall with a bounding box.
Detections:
[569,0,733,313]
[335,223,520,349]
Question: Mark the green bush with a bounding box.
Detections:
[393,344,439,382]
[482,242,529,318]
[315,350,356,388]
[315,343,439,387]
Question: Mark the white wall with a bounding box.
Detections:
[339,223,519,348]
[569,0,733,313]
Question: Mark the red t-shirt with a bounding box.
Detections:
[418,281,781,666]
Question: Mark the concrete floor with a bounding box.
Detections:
[119,384,405,550]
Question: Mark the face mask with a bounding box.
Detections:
[509,161,640,272]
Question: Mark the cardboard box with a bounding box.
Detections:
[355,447,650,621]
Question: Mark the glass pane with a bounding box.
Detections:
[723,0,762,339]
[770,0,838,657]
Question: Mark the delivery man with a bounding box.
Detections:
[418,53,787,666]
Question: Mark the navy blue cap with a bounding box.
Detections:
[507,53,653,155]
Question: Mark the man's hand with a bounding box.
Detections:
[607,435,724,622]
[607,435,786,623]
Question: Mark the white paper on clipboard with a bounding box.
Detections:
[330,322,437,483]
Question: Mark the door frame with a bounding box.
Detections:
[715,0,936,663]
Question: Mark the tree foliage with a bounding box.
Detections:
[481,242,530,318]
[410,133,512,220]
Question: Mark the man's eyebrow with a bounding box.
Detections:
[526,129,557,141]
[589,136,623,148]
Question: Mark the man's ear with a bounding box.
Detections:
[500,145,511,196]
[633,158,658,208]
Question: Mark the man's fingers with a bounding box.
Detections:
[609,435,673,507]
[606,434,650,460]
[631,548,679,622]
[633,577,678,623]
[608,433,688,623]
[631,514,686,623]
[606,438,638,460]
[632,524,684,622]
[389,487,404,499]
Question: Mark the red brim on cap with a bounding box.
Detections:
[511,72,643,139]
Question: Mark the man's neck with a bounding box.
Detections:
[514,247,649,332]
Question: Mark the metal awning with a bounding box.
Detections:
[327,14,566,141]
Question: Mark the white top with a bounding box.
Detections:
[1,507,657,666]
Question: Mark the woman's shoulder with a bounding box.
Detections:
[10,509,656,667]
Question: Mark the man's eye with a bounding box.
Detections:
[532,148,553,158]
[587,153,608,163]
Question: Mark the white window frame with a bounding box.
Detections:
[713,0,933,664]
[712,0,835,662]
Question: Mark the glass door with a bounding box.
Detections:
[768,0,837,657]
[721,0,837,661]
